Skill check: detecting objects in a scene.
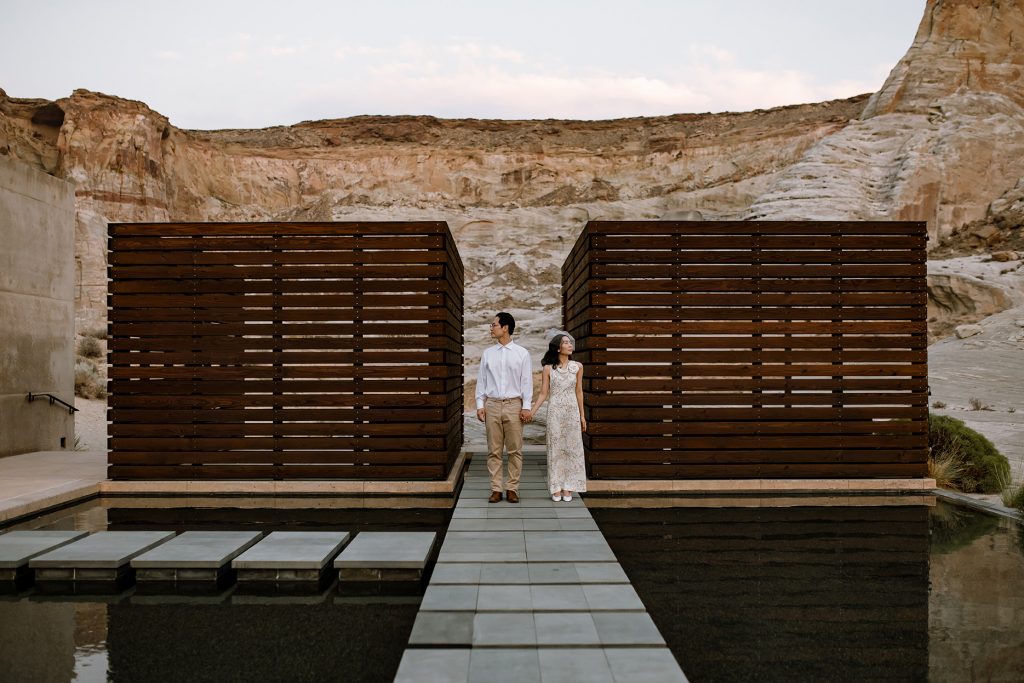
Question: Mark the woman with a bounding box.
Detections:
[530,332,587,502]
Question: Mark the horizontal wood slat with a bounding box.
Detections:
[562,221,928,480]
[108,221,464,481]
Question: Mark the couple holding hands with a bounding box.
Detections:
[475,312,587,504]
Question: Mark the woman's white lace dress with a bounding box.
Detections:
[546,361,587,494]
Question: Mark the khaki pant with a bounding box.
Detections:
[485,397,523,493]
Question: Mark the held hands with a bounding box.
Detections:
[520,409,533,423]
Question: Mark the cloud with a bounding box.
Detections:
[270,46,300,57]
[156,50,179,60]
[227,51,248,63]
[333,45,387,60]
[297,42,882,120]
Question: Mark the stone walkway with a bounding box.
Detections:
[394,451,687,682]
[0,450,105,524]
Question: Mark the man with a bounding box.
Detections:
[476,311,533,503]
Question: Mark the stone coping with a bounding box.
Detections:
[934,488,1023,521]
[585,494,937,508]
[585,477,937,494]
[98,450,468,497]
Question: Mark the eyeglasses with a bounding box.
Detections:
[489,322,501,328]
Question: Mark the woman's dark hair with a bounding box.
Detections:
[496,311,515,335]
[542,334,572,367]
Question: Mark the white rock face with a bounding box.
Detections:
[955,324,984,338]
[746,92,1024,246]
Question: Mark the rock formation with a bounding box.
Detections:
[1,0,1023,396]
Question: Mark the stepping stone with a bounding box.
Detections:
[132,531,263,583]
[232,531,351,583]
[29,531,176,583]
[0,530,89,586]
[335,531,437,582]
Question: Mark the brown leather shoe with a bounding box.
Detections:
[505,490,519,504]
[488,491,503,504]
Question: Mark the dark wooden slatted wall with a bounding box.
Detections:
[108,222,463,480]
[562,221,928,479]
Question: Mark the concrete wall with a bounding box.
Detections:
[0,156,76,456]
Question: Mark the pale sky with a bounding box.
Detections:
[1,1,925,130]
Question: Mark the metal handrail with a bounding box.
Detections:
[27,392,79,414]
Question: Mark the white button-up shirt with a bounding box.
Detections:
[476,340,533,410]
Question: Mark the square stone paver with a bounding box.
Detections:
[575,563,629,584]
[334,532,435,569]
[431,563,482,584]
[604,648,687,682]
[558,518,599,531]
[583,584,646,611]
[0,531,89,568]
[473,612,536,646]
[448,518,526,532]
[592,613,666,646]
[452,507,488,519]
[534,612,601,646]
[479,563,530,584]
[477,584,531,611]
[531,584,586,611]
[538,649,614,683]
[408,612,474,646]
[421,584,479,611]
[394,649,469,683]
[524,532,616,562]
[527,563,579,584]
[468,649,540,683]
[438,531,526,563]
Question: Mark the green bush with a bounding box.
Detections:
[929,413,1009,493]
[1005,484,1024,515]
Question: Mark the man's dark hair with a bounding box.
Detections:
[496,311,516,335]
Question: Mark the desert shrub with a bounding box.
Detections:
[77,336,103,358]
[1001,481,1024,515]
[932,400,947,409]
[968,397,993,411]
[929,413,1009,493]
[74,359,107,399]
[85,326,108,340]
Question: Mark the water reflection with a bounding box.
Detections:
[928,503,1024,682]
[1,500,446,682]
[592,501,1024,683]
[594,504,930,681]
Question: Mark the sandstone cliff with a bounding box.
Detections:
[1,0,1022,382]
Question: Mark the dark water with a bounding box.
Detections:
[0,501,450,683]
[591,500,1024,683]
[3,499,1022,682]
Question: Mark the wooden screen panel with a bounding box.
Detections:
[107,222,463,481]
[562,221,928,480]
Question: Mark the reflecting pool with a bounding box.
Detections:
[590,500,1024,683]
[0,500,450,682]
